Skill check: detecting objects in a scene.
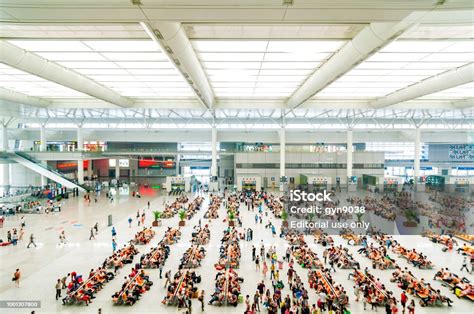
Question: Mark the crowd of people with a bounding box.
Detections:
[308,269,349,312]
[61,269,113,305]
[434,268,474,300]
[210,227,243,306]
[191,224,211,245]
[104,244,138,271]
[132,227,155,245]
[324,245,361,270]
[111,268,153,305]
[350,269,395,309]
[204,194,221,219]
[162,195,189,218]
[358,244,397,270]
[391,266,453,307]
[163,270,201,308]
[180,245,206,269]
[209,268,243,306]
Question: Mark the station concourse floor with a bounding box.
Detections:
[0,189,472,314]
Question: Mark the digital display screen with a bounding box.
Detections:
[138,159,175,168]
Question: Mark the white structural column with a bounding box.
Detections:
[211,127,218,178]
[77,126,83,151]
[346,129,353,179]
[77,160,84,185]
[115,158,120,180]
[77,126,84,184]
[87,160,93,179]
[40,125,47,152]
[414,127,421,181]
[1,125,10,191]
[279,128,286,191]
[1,125,8,151]
[40,125,47,186]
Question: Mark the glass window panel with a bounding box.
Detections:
[102,52,167,61]
[82,40,159,52]
[266,41,345,52]
[9,40,92,51]
[116,61,174,69]
[199,52,264,61]
[191,40,268,52]
[263,52,329,61]
[57,61,119,69]
[36,52,107,61]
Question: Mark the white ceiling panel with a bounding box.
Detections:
[6,39,193,98]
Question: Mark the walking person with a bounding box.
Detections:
[262,261,268,277]
[128,217,132,228]
[89,227,96,240]
[61,274,69,289]
[19,228,24,242]
[147,201,150,210]
[159,264,163,279]
[255,255,260,271]
[112,239,117,252]
[55,279,62,300]
[461,255,469,272]
[13,268,20,288]
[401,291,408,313]
[59,230,66,244]
[27,233,37,248]
[198,290,205,311]
[164,269,172,287]
[252,245,256,261]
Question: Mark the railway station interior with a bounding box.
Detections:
[0,1,473,313]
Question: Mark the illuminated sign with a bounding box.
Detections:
[57,160,89,170]
[138,159,175,169]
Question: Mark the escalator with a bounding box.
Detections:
[9,151,89,193]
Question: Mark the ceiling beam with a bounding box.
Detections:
[370,63,474,109]
[286,21,415,109]
[140,22,215,109]
[451,97,474,109]
[3,98,465,110]
[0,87,50,108]
[0,40,134,108]
[1,1,473,24]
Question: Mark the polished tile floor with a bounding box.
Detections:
[0,189,472,313]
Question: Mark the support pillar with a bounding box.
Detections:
[87,160,93,179]
[346,129,353,179]
[279,128,286,191]
[40,125,47,186]
[115,158,120,180]
[78,160,84,185]
[1,125,10,194]
[40,125,46,152]
[211,127,217,178]
[414,127,421,182]
[210,127,219,192]
[77,126,83,152]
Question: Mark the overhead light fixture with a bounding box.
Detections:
[282,0,294,5]
[131,0,142,5]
